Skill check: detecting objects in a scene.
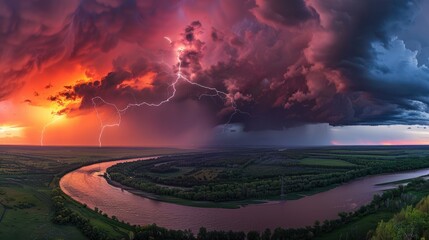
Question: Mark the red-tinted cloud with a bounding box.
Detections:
[1,0,428,146]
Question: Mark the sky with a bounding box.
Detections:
[1,0,429,147]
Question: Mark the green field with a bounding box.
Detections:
[299,158,356,167]
[0,183,86,240]
[0,146,192,240]
[315,212,394,240]
[3,145,429,239]
[108,146,429,204]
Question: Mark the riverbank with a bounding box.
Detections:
[105,174,339,209]
[62,170,429,240]
[60,151,429,232]
[105,176,267,209]
[374,173,429,186]
[4,145,429,239]
[0,146,195,240]
[106,148,429,207]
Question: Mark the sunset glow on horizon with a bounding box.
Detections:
[2,0,429,147]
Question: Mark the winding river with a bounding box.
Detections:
[60,157,429,232]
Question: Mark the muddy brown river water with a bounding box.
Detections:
[60,157,429,232]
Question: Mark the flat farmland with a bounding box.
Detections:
[108,146,429,204]
[299,158,357,167]
[0,146,192,240]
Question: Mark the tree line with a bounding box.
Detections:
[107,157,429,202]
[51,179,429,240]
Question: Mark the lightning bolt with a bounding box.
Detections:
[40,116,61,146]
[92,97,123,147]
[164,36,172,44]
[42,36,247,147]
[91,37,247,146]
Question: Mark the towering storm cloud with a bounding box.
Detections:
[1,0,429,145]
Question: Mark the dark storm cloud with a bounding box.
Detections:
[331,0,429,126]
[54,0,428,129]
[262,1,426,128]
[49,54,211,116]
[298,0,426,126]
[179,21,205,74]
[252,0,319,26]
[0,0,79,100]
[2,0,429,132]
[0,0,178,100]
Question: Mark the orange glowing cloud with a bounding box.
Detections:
[2,0,429,148]
[119,71,157,90]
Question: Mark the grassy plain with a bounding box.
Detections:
[108,146,429,204]
[316,179,429,240]
[299,158,356,167]
[3,145,429,239]
[315,212,395,240]
[0,146,191,240]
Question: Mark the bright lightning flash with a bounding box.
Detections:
[42,37,247,147]
[91,37,247,146]
[40,115,63,146]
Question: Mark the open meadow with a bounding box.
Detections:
[108,146,429,203]
[2,145,429,239]
[0,146,191,239]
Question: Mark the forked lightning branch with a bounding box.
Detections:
[41,37,246,146]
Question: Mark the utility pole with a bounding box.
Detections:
[280,175,285,200]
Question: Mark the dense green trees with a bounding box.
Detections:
[52,179,429,240]
[372,195,429,239]
[107,151,429,202]
[53,147,429,239]
[51,189,112,240]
